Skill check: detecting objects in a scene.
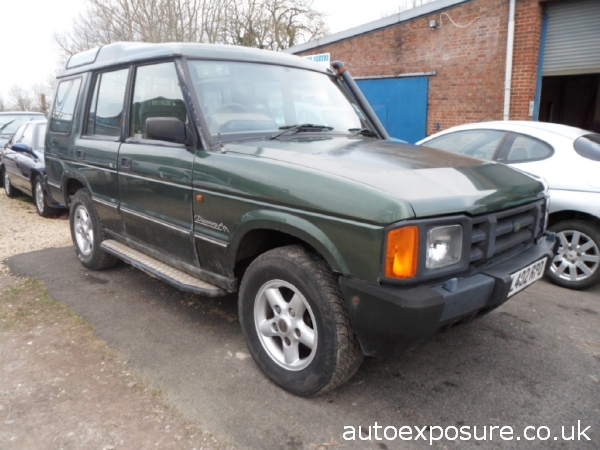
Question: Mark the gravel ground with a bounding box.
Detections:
[0,194,71,274]
[0,191,230,449]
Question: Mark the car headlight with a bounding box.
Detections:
[426,225,462,269]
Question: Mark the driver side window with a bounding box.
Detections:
[9,124,27,145]
[20,124,34,148]
[130,62,188,139]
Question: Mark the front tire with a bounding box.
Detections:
[547,220,600,290]
[69,189,117,270]
[34,175,60,217]
[239,245,363,396]
[4,168,20,198]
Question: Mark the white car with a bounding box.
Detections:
[418,121,600,290]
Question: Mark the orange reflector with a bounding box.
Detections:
[385,226,419,279]
[196,195,204,202]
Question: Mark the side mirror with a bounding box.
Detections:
[11,143,32,154]
[146,117,186,143]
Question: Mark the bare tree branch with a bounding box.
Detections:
[53,0,327,60]
[8,86,36,112]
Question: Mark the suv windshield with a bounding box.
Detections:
[0,114,45,135]
[188,60,366,141]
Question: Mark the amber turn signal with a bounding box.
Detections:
[196,195,204,202]
[385,226,419,279]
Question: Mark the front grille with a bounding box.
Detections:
[469,199,545,266]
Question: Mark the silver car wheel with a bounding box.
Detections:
[254,279,317,371]
[4,171,11,194]
[551,230,600,282]
[73,205,94,256]
[35,180,45,213]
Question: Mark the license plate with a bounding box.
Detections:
[508,257,547,298]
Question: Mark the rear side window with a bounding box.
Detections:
[86,68,129,137]
[130,62,187,139]
[50,78,82,134]
[423,129,505,161]
[505,134,553,162]
[574,134,600,162]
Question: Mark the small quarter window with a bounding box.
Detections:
[50,78,82,134]
[574,134,600,162]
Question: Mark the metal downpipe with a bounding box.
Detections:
[503,0,516,121]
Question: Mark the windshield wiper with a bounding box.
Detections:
[349,128,378,138]
[0,120,15,133]
[270,123,333,140]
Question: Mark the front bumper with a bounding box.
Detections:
[339,236,556,357]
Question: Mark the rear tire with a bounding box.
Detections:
[69,189,118,270]
[34,175,60,217]
[547,220,600,290]
[238,245,363,396]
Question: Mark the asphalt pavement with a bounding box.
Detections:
[7,247,599,449]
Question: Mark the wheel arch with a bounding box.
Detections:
[230,210,350,278]
[63,175,89,204]
[548,210,600,229]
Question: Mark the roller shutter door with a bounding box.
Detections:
[543,0,600,76]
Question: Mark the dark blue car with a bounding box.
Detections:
[1,119,66,216]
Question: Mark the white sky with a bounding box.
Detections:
[0,0,410,102]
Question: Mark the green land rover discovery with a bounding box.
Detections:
[45,42,555,396]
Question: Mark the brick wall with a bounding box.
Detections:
[297,0,544,136]
[512,0,544,121]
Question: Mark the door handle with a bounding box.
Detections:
[121,157,132,169]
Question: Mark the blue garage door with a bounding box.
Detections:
[357,77,428,144]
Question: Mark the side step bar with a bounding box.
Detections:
[100,239,227,297]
